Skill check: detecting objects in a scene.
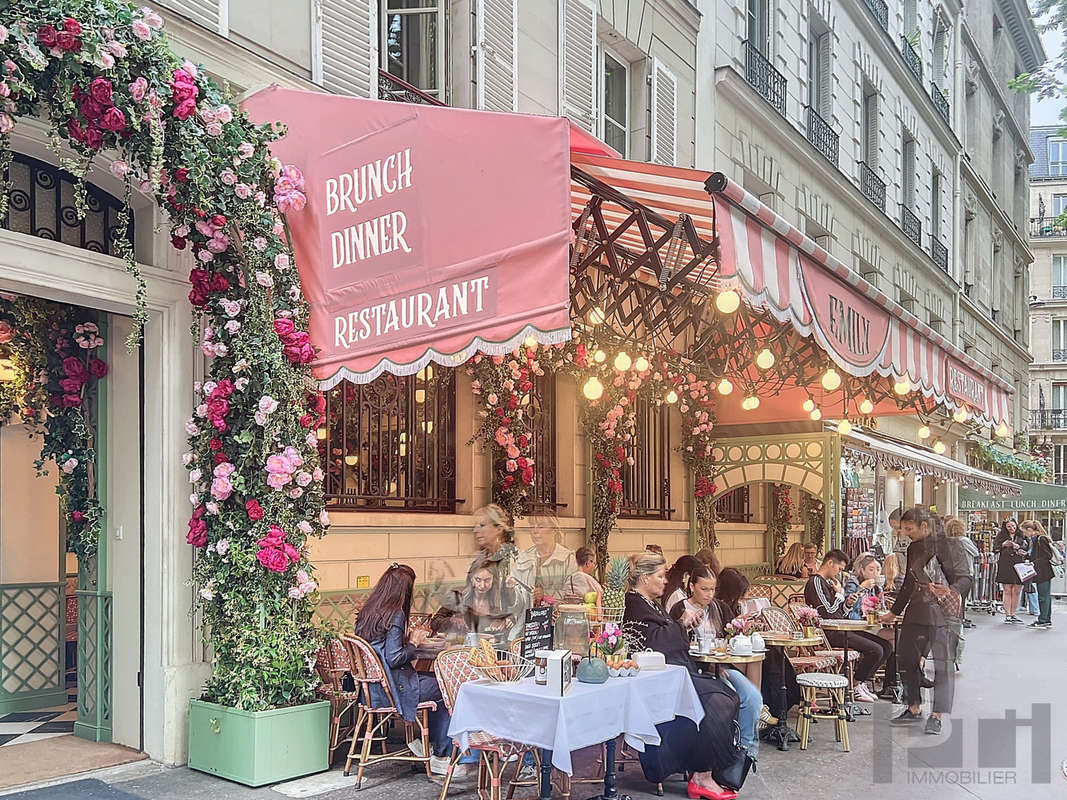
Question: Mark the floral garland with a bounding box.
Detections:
[0,295,107,559]
[675,374,717,549]
[769,483,793,560]
[972,439,1048,482]
[800,493,825,553]
[1,1,327,712]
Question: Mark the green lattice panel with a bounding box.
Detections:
[78,592,98,720]
[0,584,63,696]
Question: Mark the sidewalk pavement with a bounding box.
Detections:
[5,604,1066,800]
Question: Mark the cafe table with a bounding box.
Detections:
[818,619,882,720]
[758,632,822,751]
[689,649,765,683]
[447,665,703,800]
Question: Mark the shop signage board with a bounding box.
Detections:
[522,605,554,661]
[946,359,989,410]
[243,86,573,386]
[959,479,1067,511]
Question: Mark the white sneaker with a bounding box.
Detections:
[429,755,451,776]
[855,683,877,703]
[407,739,426,758]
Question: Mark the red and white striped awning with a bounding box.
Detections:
[569,153,1014,428]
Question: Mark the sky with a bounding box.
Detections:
[1033,28,1065,126]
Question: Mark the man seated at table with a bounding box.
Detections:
[804,549,892,703]
[560,546,603,607]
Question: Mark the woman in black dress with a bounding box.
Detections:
[623,552,748,800]
[994,518,1027,624]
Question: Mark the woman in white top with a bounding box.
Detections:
[663,555,705,612]
[512,515,577,605]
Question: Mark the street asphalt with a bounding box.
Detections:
[4,604,1066,800]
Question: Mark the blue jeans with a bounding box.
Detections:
[723,668,761,758]
[1018,585,1040,615]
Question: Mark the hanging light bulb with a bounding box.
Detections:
[587,306,606,325]
[952,407,968,423]
[593,349,606,363]
[821,368,842,391]
[802,398,815,413]
[0,358,15,382]
[524,335,538,349]
[344,454,358,466]
[415,389,426,404]
[917,425,931,440]
[755,348,775,370]
[741,395,760,411]
[717,378,733,396]
[893,379,911,395]
[583,376,604,400]
[995,422,1009,438]
[810,408,822,421]
[933,439,947,455]
[614,351,632,371]
[422,420,434,434]
[634,356,650,372]
[837,419,852,435]
[665,389,679,404]
[859,398,874,415]
[715,289,741,314]
[316,427,327,441]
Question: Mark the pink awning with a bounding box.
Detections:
[569,153,1013,428]
[242,86,573,386]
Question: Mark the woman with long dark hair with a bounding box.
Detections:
[715,568,751,618]
[994,517,1027,624]
[664,555,705,610]
[353,564,451,773]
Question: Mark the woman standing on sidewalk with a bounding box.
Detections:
[994,518,1027,624]
[1024,520,1055,630]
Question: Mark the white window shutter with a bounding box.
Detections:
[651,59,677,166]
[476,0,518,112]
[559,0,597,133]
[153,0,228,35]
[313,0,378,99]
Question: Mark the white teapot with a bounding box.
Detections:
[750,632,766,652]
[728,634,753,656]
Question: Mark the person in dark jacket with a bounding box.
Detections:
[353,564,451,773]
[1023,520,1055,629]
[994,517,1027,623]
[882,508,973,736]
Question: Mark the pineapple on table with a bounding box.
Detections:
[603,556,630,611]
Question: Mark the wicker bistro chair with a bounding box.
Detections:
[757,607,836,674]
[314,638,361,761]
[784,603,860,672]
[341,634,436,787]
[434,646,541,800]
[795,672,851,751]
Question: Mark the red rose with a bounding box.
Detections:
[171,236,187,250]
[273,318,296,338]
[208,438,223,451]
[173,98,197,120]
[213,451,228,465]
[211,214,226,227]
[210,274,229,292]
[521,467,534,484]
[84,127,103,150]
[189,290,208,307]
[213,379,235,397]
[67,118,87,143]
[516,457,529,469]
[186,517,208,547]
[63,18,82,34]
[206,397,229,418]
[89,77,113,106]
[59,377,83,393]
[245,500,265,522]
[517,435,529,448]
[61,394,81,408]
[507,395,519,410]
[259,525,286,548]
[37,25,57,47]
[308,393,326,414]
[299,413,314,427]
[614,446,625,461]
[174,168,190,182]
[71,510,85,523]
[79,96,104,122]
[256,547,290,573]
[62,356,88,380]
[55,31,80,52]
[281,543,299,563]
[100,107,126,132]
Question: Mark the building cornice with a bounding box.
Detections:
[660,0,702,40]
[996,0,1046,71]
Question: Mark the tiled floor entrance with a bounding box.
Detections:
[0,697,77,747]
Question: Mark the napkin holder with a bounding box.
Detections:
[633,649,666,670]
[545,649,572,696]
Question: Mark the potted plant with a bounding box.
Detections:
[861,594,882,625]
[594,622,628,671]
[724,616,754,654]
[794,606,822,639]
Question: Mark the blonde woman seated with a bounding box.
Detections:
[774,542,807,578]
[452,504,528,640]
[513,514,577,605]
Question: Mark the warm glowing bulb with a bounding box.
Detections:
[893,380,911,395]
[316,427,327,441]
[0,358,14,382]
[583,376,604,400]
[422,420,434,434]
[587,306,606,325]
[594,349,606,363]
[918,425,931,440]
[755,349,775,370]
[415,389,426,404]
[715,290,741,314]
[344,455,358,466]
[859,398,874,415]
[995,422,1009,437]
[717,378,733,396]
[952,407,968,423]
[821,368,841,391]
[614,352,632,371]
[634,356,650,372]
[665,389,679,404]
[802,398,815,413]
[837,419,852,434]
[810,408,822,421]
[933,439,946,455]
[741,395,760,411]
[524,335,538,349]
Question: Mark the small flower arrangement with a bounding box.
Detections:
[724,616,754,637]
[794,606,821,627]
[594,622,627,656]
[860,594,882,615]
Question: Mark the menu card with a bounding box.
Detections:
[522,605,553,661]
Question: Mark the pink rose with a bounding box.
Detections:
[204,121,223,137]
[210,475,232,500]
[234,183,252,199]
[129,77,148,102]
[266,453,293,474]
[267,471,291,490]
[107,40,127,57]
[0,320,13,343]
[256,547,290,573]
[0,113,11,135]
[274,253,290,269]
[216,105,233,123]
[220,169,237,185]
[131,20,151,40]
[142,8,164,29]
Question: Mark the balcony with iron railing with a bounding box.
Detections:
[743,40,787,117]
[930,238,949,272]
[900,37,922,84]
[862,0,889,30]
[930,82,950,125]
[378,69,444,106]
[858,162,886,212]
[1031,409,1067,430]
[1031,217,1067,237]
[1055,349,1067,362]
[900,204,921,247]
[1053,286,1067,299]
[805,106,839,166]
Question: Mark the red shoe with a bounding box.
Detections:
[687,780,738,800]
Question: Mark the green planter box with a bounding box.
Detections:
[188,699,330,787]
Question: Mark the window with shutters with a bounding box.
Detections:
[747,0,772,56]
[932,16,948,89]
[316,0,379,99]
[901,133,916,207]
[619,398,671,520]
[903,0,918,39]
[1053,320,1067,361]
[862,90,878,167]
[559,0,598,134]
[599,49,629,156]
[930,168,942,243]
[154,0,227,35]
[475,0,517,112]
[1053,255,1067,294]
[807,24,830,118]
[1050,139,1067,176]
[380,0,445,100]
[650,59,677,166]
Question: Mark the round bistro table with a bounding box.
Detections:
[758,632,822,751]
[818,619,883,719]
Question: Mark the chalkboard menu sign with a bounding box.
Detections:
[522,606,553,660]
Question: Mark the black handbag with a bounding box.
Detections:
[712,721,754,791]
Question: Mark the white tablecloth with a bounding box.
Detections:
[446,664,703,774]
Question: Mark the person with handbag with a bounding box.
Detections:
[1023,520,1057,629]
[880,508,972,736]
[994,518,1028,624]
